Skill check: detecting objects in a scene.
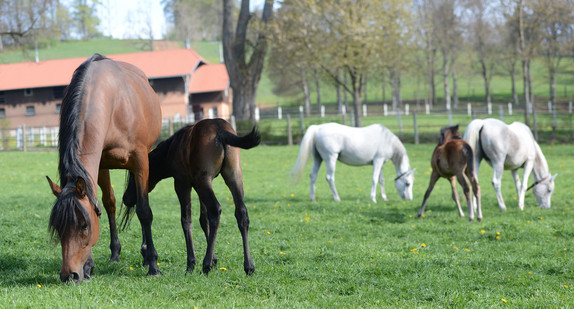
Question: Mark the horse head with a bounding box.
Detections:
[439,125,461,145]
[395,168,416,200]
[530,174,557,209]
[47,176,100,284]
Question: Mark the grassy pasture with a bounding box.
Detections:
[1,140,574,307]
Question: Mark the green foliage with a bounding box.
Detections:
[1,142,574,307]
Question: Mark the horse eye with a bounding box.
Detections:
[406,182,411,186]
[81,223,88,231]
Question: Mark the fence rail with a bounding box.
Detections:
[3,100,573,151]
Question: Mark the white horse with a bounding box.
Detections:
[463,118,557,210]
[291,123,415,203]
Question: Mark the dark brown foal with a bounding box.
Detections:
[417,125,482,221]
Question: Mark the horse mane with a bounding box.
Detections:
[50,53,106,239]
[49,186,90,241]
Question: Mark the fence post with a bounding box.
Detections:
[383,104,388,116]
[405,104,409,116]
[487,103,492,115]
[278,106,282,120]
[287,114,293,146]
[169,119,174,136]
[342,105,347,125]
[569,101,572,114]
[362,104,367,117]
[254,107,260,122]
[321,105,325,118]
[41,126,46,146]
[499,106,504,121]
[230,115,236,132]
[548,101,552,113]
[425,103,430,115]
[23,125,27,152]
[448,106,453,126]
[508,102,512,115]
[398,107,403,133]
[467,103,472,116]
[413,112,419,145]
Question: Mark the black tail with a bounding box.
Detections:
[218,126,261,149]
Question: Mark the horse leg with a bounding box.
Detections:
[468,170,482,222]
[195,181,221,275]
[456,173,474,221]
[309,152,322,202]
[379,166,387,202]
[97,169,121,263]
[511,169,521,199]
[491,162,507,211]
[174,179,196,274]
[449,176,465,217]
[518,162,534,211]
[371,158,384,203]
[222,166,255,275]
[132,153,161,276]
[417,171,440,217]
[324,155,340,202]
[199,200,217,267]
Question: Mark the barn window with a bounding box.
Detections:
[0,108,5,118]
[53,86,65,99]
[26,106,35,116]
[56,104,61,114]
[24,88,33,96]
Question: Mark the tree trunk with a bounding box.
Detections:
[510,65,519,105]
[452,69,459,109]
[349,70,363,128]
[314,69,322,108]
[336,76,343,115]
[222,0,274,121]
[429,49,437,107]
[549,67,556,108]
[301,67,311,117]
[522,59,530,126]
[480,59,491,105]
[442,51,451,110]
[381,73,386,106]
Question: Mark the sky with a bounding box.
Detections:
[93,0,268,40]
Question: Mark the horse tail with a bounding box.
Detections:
[462,143,475,177]
[217,125,261,149]
[290,125,318,182]
[463,119,485,155]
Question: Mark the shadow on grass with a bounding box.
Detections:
[0,253,61,286]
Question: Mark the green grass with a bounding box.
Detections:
[1,141,574,307]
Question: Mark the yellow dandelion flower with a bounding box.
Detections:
[411,225,416,228]
[563,285,569,288]
[409,215,413,218]
[501,298,507,303]
[305,217,310,222]
[402,201,406,204]
[290,194,294,197]
[464,248,471,252]
[266,231,271,235]
[527,220,531,223]
[513,196,517,200]
[328,240,332,243]
[280,251,286,255]
[540,217,543,220]
[411,248,418,252]
[496,232,501,235]
[421,244,427,247]
[421,214,426,218]
[496,236,501,240]
[130,267,133,271]
[564,248,568,251]
[480,230,485,234]
[220,267,227,271]
[528,272,533,275]
[453,246,459,250]
[36,284,41,288]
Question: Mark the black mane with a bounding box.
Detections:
[49,53,106,240]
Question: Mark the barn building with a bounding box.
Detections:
[0,49,231,129]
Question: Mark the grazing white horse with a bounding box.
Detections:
[463,118,557,210]
[291,123,415,202]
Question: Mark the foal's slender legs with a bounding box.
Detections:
[174,179,196,274]
[456,173,474,221]
[98,169,121,263]
[418,171,440,217]
[449,176,465,217]
[195,181,221,274]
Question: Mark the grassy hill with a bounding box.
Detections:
[1,39,572,107]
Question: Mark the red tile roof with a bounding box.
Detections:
[0,49,209,91]
[189,63,230,93]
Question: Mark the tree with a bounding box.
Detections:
[71,0,101,40]
[222,0,274,121]
[271,0,412,127]
[163,0,221,43]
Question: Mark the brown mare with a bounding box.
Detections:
[122,118,260,275]
[46,54,162,283]
[417,125,482,221]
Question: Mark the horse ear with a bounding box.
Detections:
[409,168,416,175]
[75,177,87,199]
[46,176,61,197]
[551,174,558,181]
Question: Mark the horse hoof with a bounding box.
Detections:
[244,264,255,276]
[146,269,162,277]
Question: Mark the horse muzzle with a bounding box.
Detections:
[60,270,83,284]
